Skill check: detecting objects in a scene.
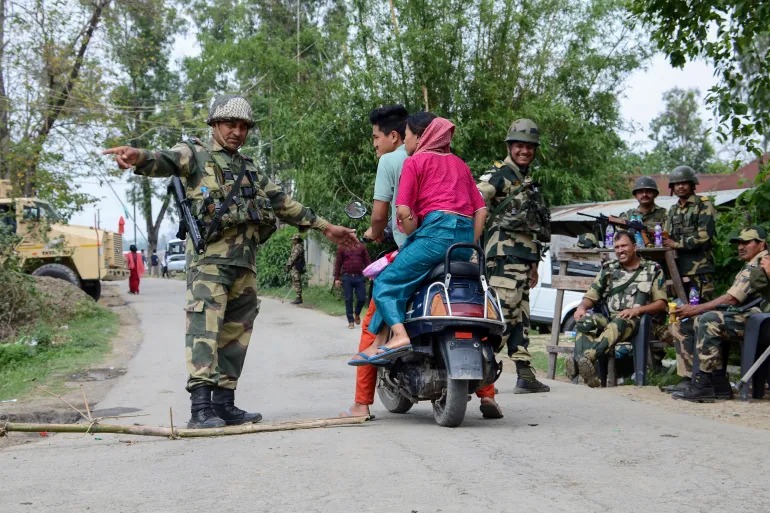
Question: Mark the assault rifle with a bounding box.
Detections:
[577,212,653,247]
[168,176,206,255]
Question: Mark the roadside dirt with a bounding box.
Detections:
[527,333,770,431]
[0,283,142,440]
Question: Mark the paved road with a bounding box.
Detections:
[3,278,770,512]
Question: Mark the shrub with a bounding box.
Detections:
[256,227,310,288]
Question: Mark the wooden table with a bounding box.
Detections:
[545,247,686,380]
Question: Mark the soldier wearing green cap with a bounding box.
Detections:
[477,118,551,393]
[620,176,667,231]
[662,165,717,390]
[104,94,358,429]
[672,226,769,402]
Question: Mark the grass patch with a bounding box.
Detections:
[0,306,118,400]
[260,284,370,318]
[530,350,565,376]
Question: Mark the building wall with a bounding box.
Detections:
[306,235,335,286]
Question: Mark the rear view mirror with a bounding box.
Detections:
[345,200,368,219]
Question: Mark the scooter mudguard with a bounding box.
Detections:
[437,333,484,380]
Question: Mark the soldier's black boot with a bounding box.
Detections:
[291,297,303,305]
[712,369,734,400]
[212,388,263,426]
[672,372,716,403]
[663,377,691,394]
[187,385,226,429]
[513,361,551,394]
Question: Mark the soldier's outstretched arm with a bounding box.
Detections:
[103,143,194,178]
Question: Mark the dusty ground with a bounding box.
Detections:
[527,332,770,431]
[0,282,141,431]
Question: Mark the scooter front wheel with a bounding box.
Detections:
[432,379,469,427]
[377,368,413,414]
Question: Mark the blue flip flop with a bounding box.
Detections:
[369,344,413,364]
[347,352,374,366]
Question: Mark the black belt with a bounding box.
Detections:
[342,273,363,277]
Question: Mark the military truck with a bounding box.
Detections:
[0,179,128,300]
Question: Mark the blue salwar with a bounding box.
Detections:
[368,211,474,335]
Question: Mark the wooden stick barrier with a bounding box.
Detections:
[1,415,369,439]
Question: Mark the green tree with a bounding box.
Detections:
[628,0,770,156]
[639,87,726,175]
[0,0,111,212]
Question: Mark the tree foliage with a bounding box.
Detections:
[629,0,770,155]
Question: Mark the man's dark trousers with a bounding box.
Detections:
[342,274,366,323]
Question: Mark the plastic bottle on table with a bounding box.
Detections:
[689,287,700,306]
[654,223,663,248]
[605,224,615,248]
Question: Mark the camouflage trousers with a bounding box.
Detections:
[184,264,260,391]
[289,269,303,300]
[694,308,759,373]
[670,273,715,378]
[575,313,638,361]
[487,255,533,361]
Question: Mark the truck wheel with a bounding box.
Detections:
[31,263,81,289]
[376,368,413,414]
[432,379,469,428]
[81,280,101,301]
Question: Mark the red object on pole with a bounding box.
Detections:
[118,216,125,235]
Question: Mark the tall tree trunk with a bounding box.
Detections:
[0,0,9,180]
[21,0,111,195]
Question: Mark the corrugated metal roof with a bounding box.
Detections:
[550,188,750,236]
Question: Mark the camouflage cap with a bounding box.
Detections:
[729,226,768,243]
[505,118,540,145]
[577,233,599,249]
[206,95,255,128]
[292,234,303,241]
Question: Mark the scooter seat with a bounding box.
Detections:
[427,261,480,282]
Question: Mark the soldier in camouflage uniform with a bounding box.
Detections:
[619,176,667,231]
[672,226,769,402]
[662,165,718,391]
[286,234,305,304]
[477,119,551,393]
[566,231,668,387]
[104,95,356,429]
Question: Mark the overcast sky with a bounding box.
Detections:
[70,51,718,245]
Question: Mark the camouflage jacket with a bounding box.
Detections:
[477,157,551,263]
[287,243,305,271]
[584,258,667,314]
[663,194,717,276]
[133,138,329,272]
[619,205,667,231]
[728,250,769,310]
[748,265,770,312]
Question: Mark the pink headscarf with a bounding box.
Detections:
[414,117,455,154]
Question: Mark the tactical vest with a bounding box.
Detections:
[492,162,551,242]
[184,139,277,244]
[603,260,655,313]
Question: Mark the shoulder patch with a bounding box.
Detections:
[697,195,713,205]
[479,173,493,182]
[493,161,504,169]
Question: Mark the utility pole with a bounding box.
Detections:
[296,0,300,84]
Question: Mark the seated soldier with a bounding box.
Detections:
[672,226,769,402]
[566,231,668,387]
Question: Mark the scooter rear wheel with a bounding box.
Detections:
[432,379,469,427]
[377,368,414,414]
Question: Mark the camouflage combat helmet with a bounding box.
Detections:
[505,118,540,145]
[206,95,255,128]
[668,165,699,186]
[632,176,659,195]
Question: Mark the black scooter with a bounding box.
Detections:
[346,202,505,427]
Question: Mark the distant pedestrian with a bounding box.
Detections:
[334,242,371,328]
[161,253,169,278]
[151,250,160,277]
[141,249,148,267]
[126,244,143,294]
